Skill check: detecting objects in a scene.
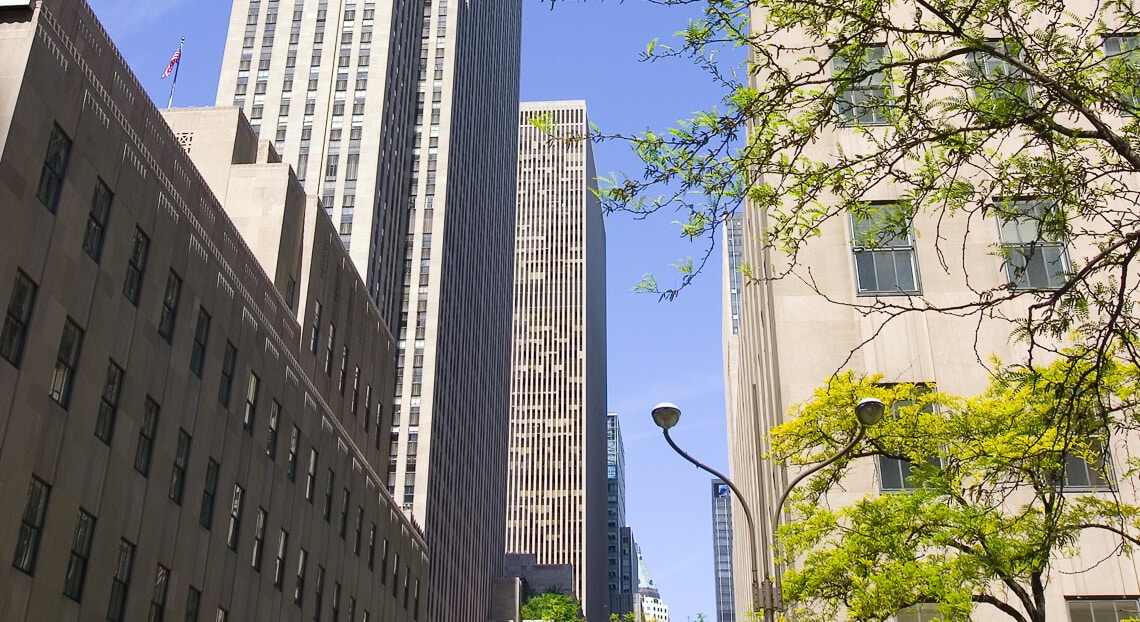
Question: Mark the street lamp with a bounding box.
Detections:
[651,397,885,622]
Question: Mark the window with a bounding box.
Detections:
[833,44,890,126]
[339,346,349,394]
[148,564,170,622]
[391,553,400,596]
[107,540,135,622]
[325,324,336,374]
[380,539,389,584]
[63,509,96,601]
[158,271,182,343]
[215,608,228,622]
[287,426,300,482]
[135,398,160,475]
[0,270,37,366]
[878,385,941,492]
[315,565,326,619]
[83,180,113,260]
[190,307,210,377]
[995,199,1069,290]
[1062,440,1115,492]
[896,604,941,622]
[295,547,308,605]
[185,587,202,622]
[219,341,238,406]
[252,508,267,571]
[267,400,281,459]
[324,469,336,520]
[274,529,289,589]
[1104,36,1140,111]
[36,123,71,212]
[244,372,260,433]
[969,40,1032,104]
[332,582,341,621]
[1068,599,1140,622]
[123,228,150,305]
[339,488,350,537]
[851,204,919,295]
[309,301,322,353]
[201,459,220,528]
[12,476,50,574]
[50,317,84,408]
[165,429,192,503]
[227,484,244,550]
[95,360,125,444]
[367,524,376,570]
[306,449,319,501]
[354,506,363,554]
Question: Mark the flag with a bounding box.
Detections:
[161,45,181,79]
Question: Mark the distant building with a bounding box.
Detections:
[711,480,736,622]
[635,544,669,622]
[0,2,427,621]
[607,414,638,617]
[506,100,608,622]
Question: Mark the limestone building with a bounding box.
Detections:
[215,0,522,619]
[507,100,608,621]
[0,2,426,620]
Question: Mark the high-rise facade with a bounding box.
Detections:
[507,100,608,621]
[216,0,522,619]
[607,414,637,617]
[711,480,736,622]
[0,2,427,621]
[635,544,670,622]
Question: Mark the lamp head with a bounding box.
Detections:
[855,398,885,426]
[651,402,682,430]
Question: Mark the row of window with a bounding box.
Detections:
[851,199,1068,296]
[896,599,1139,622]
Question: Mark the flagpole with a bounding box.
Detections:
[167,37,184,110]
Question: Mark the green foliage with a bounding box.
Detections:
[770,350,1140,622]
[520,592,584,622]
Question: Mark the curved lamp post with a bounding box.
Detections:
[651,397,885,622]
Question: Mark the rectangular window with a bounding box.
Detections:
[158,271,182,343]
[969,40,1032,103]
[107,539,135,622]
[0,270,37,366]
[287,426,300,482]
[833,44,890,126]
[354,506,363,554]
[227,484,244,550]
[995,199,1069,290]
[380,539,389,584]
[185,587,202,622]
[190,307,210,377]
[306,449,319,501]
[274,529,289,589]
[83,179,113,260]
[351,367,360,414]
[851,204,919,295]
[324,324,336,374]
[147,564,170,622]
[339,488,350,537]
[219,341,237,406]
[878,385,941,492]
[244,372,260,433]
[295,547,308,605]
[50,317,84,408]
[323,469,336,520]
[252,508,267,571]
[1068,598,1140,622]
[266,400,280,459]
[123,228,150,305]
[339,346,349,394]
[1104,36,1140,111]
[12,476,50,574]
[135,397,160,475]
[1063,440,1116,492]
[63,509,96,601]
[215,608,227,622]
[391,553,400,596]
[95,360,125,444]
[332,582,341,621]
[36,123,72,212]
[201,459,220,528]
[169,429,192,503]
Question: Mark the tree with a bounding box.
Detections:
[520,591,584,622]
[768,351,1140,622]
[601,0,1140,370]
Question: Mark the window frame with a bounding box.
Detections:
[95,359,125,444]
[158,270,183,343]
[833,44,892,126]
[850,203,921,296]
[123,227,151,306]
[50,317,84,408]
[12,476,51,574]
[190,307,211,377]
[994,198,1070,290]
[63,509,97,601]
[0,270,37,367]
[134,397,160,475]
[36,123,72,213]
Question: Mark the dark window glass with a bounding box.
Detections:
[169,430,192,503]
[185,587,202,622]
[295,548,308,605]
[266,400,280,459]
[83,180,113,260]
[106,540,135,622]
[0,270,37,366]
[323,469,335,520]
[833,45,891,126]
[219,341,237,406]
[243,372,260,433]
[310,300,322,353]
[306,449,318,501]
[36,124,72,212]
[274,530,289,588]
[1067,599,1140,622]
[123,228,150,305]
[851,204,920,295]
[50,317,84,408]
[995,199,1069,290]
[158,271,182,343]
[339,489,350,538]
[63,509,96,601]
[12,476,50,574]
[190,307,210,377]
[95,360,125,444]
[367,524,376,570]
[200,459,220,528]
[227,484,244,550]
[147,564,170,622]
[134,397,160,475]
[287,426,300,482]
[252,508,267,571]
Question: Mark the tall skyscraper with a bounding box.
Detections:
[216,0,522,619]
[711,480,736,622]
[607,414,637,617]
[507,100,608,621]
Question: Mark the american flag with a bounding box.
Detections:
[161,44,182,79]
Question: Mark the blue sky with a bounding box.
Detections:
[87,0,736,618]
